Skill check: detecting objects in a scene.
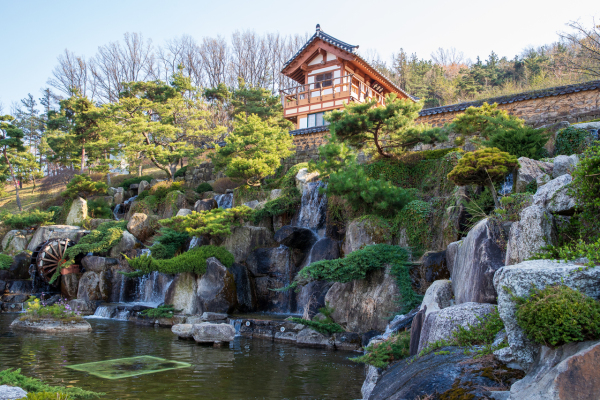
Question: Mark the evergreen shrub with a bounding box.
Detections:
[140,304,179,318]
[350,331,411,368]
[515,285,600,347]
[118,175,153,189]
[62,175,107,199]
[160,206,252,239]
[123,245,234,277]
[87,198,112,219]
[0,368,100,399]
[252,187,301,223]
[286,244,421,313]
[0,209,54,230]
[287,318,345,335]
[150,228,190,260]
[174,166,187,179]
[195,182,213,194]
[0,254,13,270]
[555,127,591,156]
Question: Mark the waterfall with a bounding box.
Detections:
[91,306,114,319]
[114,195,137,220]
[294,181,327,236]
[215,193,233,209]
[135,271,173,306]
[499,173,513,196]
[188,236,202,251]
[113,204,121,220]
[229,319,243,336]
[116,310,131,321]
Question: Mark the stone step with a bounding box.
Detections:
[1,302,23,312]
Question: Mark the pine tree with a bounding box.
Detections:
[447,147,519,207]
[211,113,294,186]
[0,115,26,211]
[326,93,446,158]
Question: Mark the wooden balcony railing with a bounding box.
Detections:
[280,74,385,111]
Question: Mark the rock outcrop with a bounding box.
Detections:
[192,322,236,344]
[493,259,600,370]
[196,257,237,314]
[451,218,505,304]
[127,213,155,242]
[222,226,275,263]
[515,157,554,193]
[66,197,88,225]
[343,218,391,255]
[274,225,317,250]
[1,230,31,256]
[325,265,399,332]
[109,230,139,258]
[194,199,217,212]
[417,302,496,353]
[510,340,600,399]
[552,154,578,179]
[505,206,556,266]
[295,167,319,192]
[532,174,576,215]
[28,225,88,251]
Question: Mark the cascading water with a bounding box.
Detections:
[229,319,243,336]
[499,174,513,196]
[135,271,173,306]
[90,305,114,319]
[215,193,233,209]
[114,195,138,220]
[294,181,328,235]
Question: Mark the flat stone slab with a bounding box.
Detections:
[10,318,92,332]
[192,322,235,344]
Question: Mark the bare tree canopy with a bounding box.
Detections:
[559,18,600,78]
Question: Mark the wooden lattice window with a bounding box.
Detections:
[315,73,332,88]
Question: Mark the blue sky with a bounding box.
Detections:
[0,0,597,110]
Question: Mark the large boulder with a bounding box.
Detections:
[159,191,188,218]
[274,225,317,250]
[192,322,236,344]
[296,328,334,348]
[295,167,319,192]
[176,208,192,217]
[194,199,217,212]
[126,213,155,242]
[66,197,88,225]
[28,225,88,251]
[413,250,450,293]
[0,385,27,400]
[368,346,522,400]
[515,157,554,193]
[196,257,237,314]
[1,230,31,255]
[451,218,505,304]
[164,272,200,315]
[81,255,118,273]
[109,230,139,258]
[138,180,150,194]
[510,340,600,399]
[4,253,30,280]
[417,302,497,353]
[440,186,468,248]
[505,206,556,266]
[343,218,392,255]
[61,273,81,299]
[325,264,399,332]
[88,218,112,230]
[552,154,578,179]
[171,323,193,339]
[419,279,453,317]
[77,271,111,302]
[532,174,576,215]
[222,226,275,263]
[113,187,124,205]
[308,237,340,262]
[493,259,600,370]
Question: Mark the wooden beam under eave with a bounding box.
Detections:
[282,40,354,75]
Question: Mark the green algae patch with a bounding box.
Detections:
[67,356,191,380]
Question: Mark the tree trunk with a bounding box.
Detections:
[80,146,86,174]
[3,149,22,212]
[138,163,143,177]
[486,180,501,209]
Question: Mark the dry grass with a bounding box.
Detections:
[212,177,241,194]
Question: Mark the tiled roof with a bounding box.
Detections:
[283,25,358,68]
[289,125,330,136]
[283,25,412,101]
[419,80,600,116]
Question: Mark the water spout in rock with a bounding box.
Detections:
[215,193,233,209]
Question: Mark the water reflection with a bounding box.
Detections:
[0,314,362,399]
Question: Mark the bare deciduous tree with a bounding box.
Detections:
[559,19,600,78]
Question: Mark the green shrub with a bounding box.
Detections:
[496,193,533,223]
[1,210,54,230]
[21,392,71,400]
[118,175,153,189]
[0,254,13,270]
[288,318,345,335]
[392,200,432,252]
[21,297,83,323]
[571,142,600,242]
[252,187,301,223]
[280,162,308,188]
[0,368,101,399]
[514,285,600,347]
[62,175,107,199]
[123,245,234,277]
[286,244,421,313]
[150,228,190,260]
[350,331,411,368]
[140,304,180,318]
[86,198,112,219]
[160,206,253,240]
[46,206,62,223]
[174,166,187,179]
[533,238,600,268]
[195,182,213,194]
[555,127,591,156]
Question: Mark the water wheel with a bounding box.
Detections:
[30,238,79,285]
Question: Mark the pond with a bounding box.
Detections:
[0,314,364,399]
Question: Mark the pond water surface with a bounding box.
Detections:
[0,314,364,399]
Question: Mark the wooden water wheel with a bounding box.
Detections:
[30,238,79,285]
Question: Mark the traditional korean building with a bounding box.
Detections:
[279,25,414,164]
